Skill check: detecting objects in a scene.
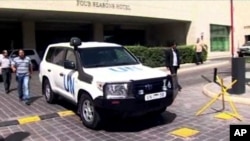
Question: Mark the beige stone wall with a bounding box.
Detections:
[234,1,250,46]
[0,0,231,23]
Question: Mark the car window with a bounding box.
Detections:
[115,48,134,62]
[243,41,250,46]
[79,47,139,68]
[7,50,12,55]
[65,49,76,64]
[11,51,18,57]
[24,50,35,55]
[10,50,35,57]
[45,48,55,62]
[52,48,65,66]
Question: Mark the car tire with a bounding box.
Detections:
[43,79,57,104]
[79,94,101,129]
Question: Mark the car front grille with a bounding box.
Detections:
[132,77,165,96]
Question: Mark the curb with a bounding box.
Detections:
[155,61,230,73]
[0,110,75,127]
[202,83,250,105]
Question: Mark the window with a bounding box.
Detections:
[79,47,139,68]
[65,49,76,64]
[52,47,65,66]
[45,48,55,62]
[210,25,230,52]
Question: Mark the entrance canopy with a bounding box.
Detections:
[0,9,191,51]
[0,9,187,24]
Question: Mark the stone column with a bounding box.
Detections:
[22,21,36,49]
[93,23,104,41]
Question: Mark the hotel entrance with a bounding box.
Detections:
[0,21,22,50]
[35,22,93,54]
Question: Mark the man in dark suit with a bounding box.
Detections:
[165,41,182,91]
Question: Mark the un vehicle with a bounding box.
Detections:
[39,37,178,129]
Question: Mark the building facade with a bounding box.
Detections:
[0,0,250,59]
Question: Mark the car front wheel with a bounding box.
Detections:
[79,94,101,129]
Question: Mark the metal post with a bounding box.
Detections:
[213,68,217,82]
[221,79,225,111]
[230,0,234,57]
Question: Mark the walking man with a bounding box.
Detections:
[11,49,33,105]
[165,41,182,91]
[0,50,12,93]
[194,38,206,65]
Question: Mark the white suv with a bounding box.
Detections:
[39,37,178,129]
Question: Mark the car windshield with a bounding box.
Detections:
[78,47,140,68]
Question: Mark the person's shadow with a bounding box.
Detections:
[28,96,43,105]
[0,132,30,141]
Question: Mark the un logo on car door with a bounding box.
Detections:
[63,71,75,95]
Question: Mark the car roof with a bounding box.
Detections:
[48,42,122,49]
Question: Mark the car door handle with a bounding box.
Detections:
[48,69,51,72]
[59,73,64,76]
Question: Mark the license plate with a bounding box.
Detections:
[145,92,167,101]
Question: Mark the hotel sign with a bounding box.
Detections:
[76,0,131,10]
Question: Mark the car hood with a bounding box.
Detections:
[84,64,168,82]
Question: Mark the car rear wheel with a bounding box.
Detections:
[79,94,101,129]
[43,79,57,104]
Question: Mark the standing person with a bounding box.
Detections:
[11,49,33,105]
[194,38,206,65]
[200,35,208,51]
[165,41,182,91]
[0,50,12,94]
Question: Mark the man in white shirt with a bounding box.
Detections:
[165,41,182,91]
[0,50,12,93]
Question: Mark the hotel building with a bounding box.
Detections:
[0,0,250,58]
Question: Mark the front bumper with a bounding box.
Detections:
[94,89,178,117]
[94,74,179,118]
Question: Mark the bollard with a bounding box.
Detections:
[230,57,246,94]
[213,68,217,83]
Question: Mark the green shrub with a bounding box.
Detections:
[125,45,208,67]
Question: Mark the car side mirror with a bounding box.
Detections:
[64,60,76,70]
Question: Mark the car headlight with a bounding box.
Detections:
[104,83,128,99]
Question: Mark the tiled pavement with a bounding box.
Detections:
[0,72,69,122]
[0,71,250,141]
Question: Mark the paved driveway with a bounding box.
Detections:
[0,69,249,141]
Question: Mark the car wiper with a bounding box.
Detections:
[114,62,137,66]
[86,64,110,68]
